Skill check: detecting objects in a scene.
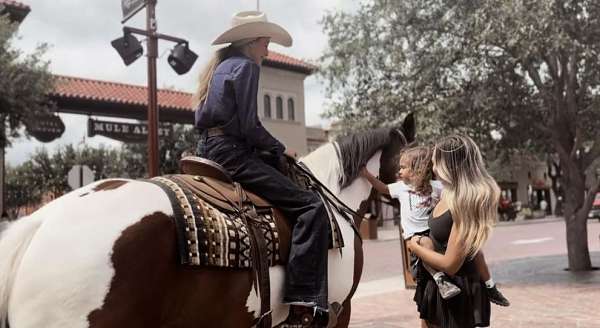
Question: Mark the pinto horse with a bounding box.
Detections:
[0,115,414,328]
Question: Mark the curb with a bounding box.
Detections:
[495,216,564,227]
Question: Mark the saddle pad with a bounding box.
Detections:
[149,176,280,269]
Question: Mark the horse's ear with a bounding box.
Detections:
[402,112,416,142]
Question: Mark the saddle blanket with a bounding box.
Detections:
[149,174,344,269]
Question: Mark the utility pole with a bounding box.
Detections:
[257,0,260,11]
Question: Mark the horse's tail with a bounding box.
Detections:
[0,216,43,328]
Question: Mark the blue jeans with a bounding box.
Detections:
[197,136,329,308]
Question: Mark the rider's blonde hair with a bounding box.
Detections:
[192,39,257,109]
[432,135,499,258]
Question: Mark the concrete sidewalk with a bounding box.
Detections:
[349,252,600,327]
[374,215,571,242]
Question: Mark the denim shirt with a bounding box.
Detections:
[194,53,285,155]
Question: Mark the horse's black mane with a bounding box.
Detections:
[335,128,395,188]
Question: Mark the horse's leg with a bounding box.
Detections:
[332,233,362,328]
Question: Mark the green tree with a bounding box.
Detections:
[121,124,198,177]
[5,144,129,212]
[4,125,198,218]
[5,163,42,219]
[0,15,54,148]
[321,0,600,270]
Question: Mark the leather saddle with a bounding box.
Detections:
[178,154,291,244]
[177,156,344,328]
[179,156,271,210]
[179,155,280,328]
[180,156,233,183]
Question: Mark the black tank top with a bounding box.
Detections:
[428,210,453,252]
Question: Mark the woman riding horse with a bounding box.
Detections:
[193,11,329,327]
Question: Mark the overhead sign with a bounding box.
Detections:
[121,0,146,23]
[68,165,95,190]
[88,118,172,143]
[25,114,66,143]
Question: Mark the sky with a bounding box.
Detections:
[6,0,361,165]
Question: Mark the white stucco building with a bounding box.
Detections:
[258,52,317,156]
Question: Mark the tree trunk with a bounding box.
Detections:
[0,119,5,219]
[565,209,592,271]
[561,157,592,271]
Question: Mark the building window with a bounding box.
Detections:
[264,94,271,118]
[276,96,284,119]
[287,98,295,121]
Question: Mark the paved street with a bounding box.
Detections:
[349,219,600,327]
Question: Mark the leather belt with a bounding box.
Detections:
[202,127,225,139]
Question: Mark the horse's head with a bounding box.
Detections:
[335,112,415,189]
[378,112,416,184]
[301,112,415,210]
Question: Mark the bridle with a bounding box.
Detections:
[294,127,410,245]
[355,128,410,229]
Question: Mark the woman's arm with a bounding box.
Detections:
[233,61,285,154]
[360,168,390,195]
[407,222,466,276]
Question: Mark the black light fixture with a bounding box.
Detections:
[168,42,198,75]
[111,33,143,66]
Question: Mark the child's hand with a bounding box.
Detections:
[360,167,370,177]
[407,235,421,252]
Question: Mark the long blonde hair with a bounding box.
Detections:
[192,38,257,109]
[192,46,233,109]
[432,135,499,258]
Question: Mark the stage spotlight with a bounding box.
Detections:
[168,42,198,75]
[111,33,143,66]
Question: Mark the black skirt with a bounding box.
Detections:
[413,261,491,328]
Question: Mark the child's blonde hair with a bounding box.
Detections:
[399,145,434,197]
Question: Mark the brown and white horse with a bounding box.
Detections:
[0,115,414,328]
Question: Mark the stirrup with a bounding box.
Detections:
[255,310,273,327]
[327,302,344,328]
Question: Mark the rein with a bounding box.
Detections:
[295,162,363,243]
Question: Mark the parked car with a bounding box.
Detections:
[588,193,600,221]
[498,198,518,221]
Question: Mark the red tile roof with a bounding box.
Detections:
[51,75,194,112]
[0,0,30,11]
[264,51,317,75]
[50,52,316,116]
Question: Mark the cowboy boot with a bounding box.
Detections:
[277,303,345,328]
[276,305,329,328]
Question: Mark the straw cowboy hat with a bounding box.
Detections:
[212,11,293,47]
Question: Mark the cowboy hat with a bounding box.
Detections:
[212,11,293,47]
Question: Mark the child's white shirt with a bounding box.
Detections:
[388,180,444,239]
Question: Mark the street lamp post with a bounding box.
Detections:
[146,0,159,177]
[112,0,197,177]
